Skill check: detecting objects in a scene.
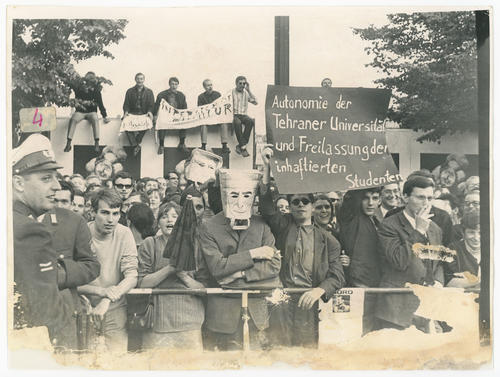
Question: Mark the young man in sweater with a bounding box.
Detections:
[77,188,138,353]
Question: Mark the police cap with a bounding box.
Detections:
[12,134,62,175]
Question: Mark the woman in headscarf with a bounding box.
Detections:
[137,201,206,350]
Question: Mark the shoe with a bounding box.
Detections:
[222,145,230,154]
[94,142,100,153]
[157,145,164,155]
[64,144,72,152]
[235,145,242,155]
[133,145,141,157]
[241,148,250,158]
[201,144,207,151]
[178,143,189,154]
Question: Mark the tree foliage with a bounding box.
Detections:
[11,19,128,141]
[354,12,478,142]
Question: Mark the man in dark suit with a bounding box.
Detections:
[12,134,78,351]
[198,169,281,350]
[259,146,345,347]
[375,176,444,332]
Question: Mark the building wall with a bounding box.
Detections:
[51,117,478,180]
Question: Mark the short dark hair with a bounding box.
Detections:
[113,171,133,184]
[127,203,155,239]
[127,190,150,206]
[135,72,145,79]
[167,171,179,180]
[235,75,247,84]
[462,209,480,230]
[91,188,122,212]
[407,169,433,181]
[180,185,204,207]
[73,189,84,199]
[403,176,434,197]
[437,193,459,209]
[169,77,179,85]
[58,180,75,202]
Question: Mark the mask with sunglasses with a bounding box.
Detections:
[184,148,223,185]
[219,169,261,230]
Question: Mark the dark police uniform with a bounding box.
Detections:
[12,134,79,351]
[13,201,78,350]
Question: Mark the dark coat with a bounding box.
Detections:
[198,212,281,334]
[259,187,345,299]
[375,210,444,327]
[13,201,77,349]
[42,208,100,290]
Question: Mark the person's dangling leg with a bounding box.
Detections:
[233,115,244,154]
[220,123,230,153]
[200,125,208,150]
[158,130,165,154]
[65,112,85,152]
[87,112,100,152]
[177,129,188,153]
[239,115,254,157]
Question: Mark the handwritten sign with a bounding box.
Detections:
[119,114,153,133]
[19,107,57,133]
[265,85,401,194]
[156,92,233,130]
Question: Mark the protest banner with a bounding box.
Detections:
[156,92,233,130]
[119,114,153,133]
[265,85,401,194]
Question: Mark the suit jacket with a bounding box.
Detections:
[198,212,281,334]
[259,186,345,299]
[42,208,100,290]
[375,210,444,327]
[13,201,77,349]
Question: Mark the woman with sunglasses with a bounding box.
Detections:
[258,145,345,348]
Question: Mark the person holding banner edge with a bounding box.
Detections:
[122,73,155,157]
[153,77,188,155]
[232,76,257,157]
[259,145,345,348]
[197,79,230,154]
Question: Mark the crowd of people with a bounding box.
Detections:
[62,72,257,157]
[12,132,481,354]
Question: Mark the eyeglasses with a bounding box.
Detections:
[314,204,331,211]
[291,198,311,206]
[464,201,480,207]
[238,81,247,86]
[115,184,132,189]
[411,195,434,202]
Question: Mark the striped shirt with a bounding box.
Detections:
[232,88,255,115]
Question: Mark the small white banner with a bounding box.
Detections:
[319,288,365,344]
[156,92,233,130]
[119,114,153,133]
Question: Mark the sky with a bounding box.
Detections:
[43,7,394,134]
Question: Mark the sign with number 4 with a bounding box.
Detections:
[19,107,57,133]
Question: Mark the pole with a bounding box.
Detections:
[241,291,250,351]
[475,9,490,346]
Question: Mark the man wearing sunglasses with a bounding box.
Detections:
[113,171,135,226]
[259,146,345,348]
[232,75,257,157]
[375,176,444,332]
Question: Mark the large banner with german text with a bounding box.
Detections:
[265,85,401,194]
[156,92,233,130]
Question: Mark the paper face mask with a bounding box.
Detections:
[219,169,261,230]
[185,149,223,184]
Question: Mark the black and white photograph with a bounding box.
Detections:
[2,1,494,372]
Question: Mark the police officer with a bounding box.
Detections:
[12,134,78,351]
